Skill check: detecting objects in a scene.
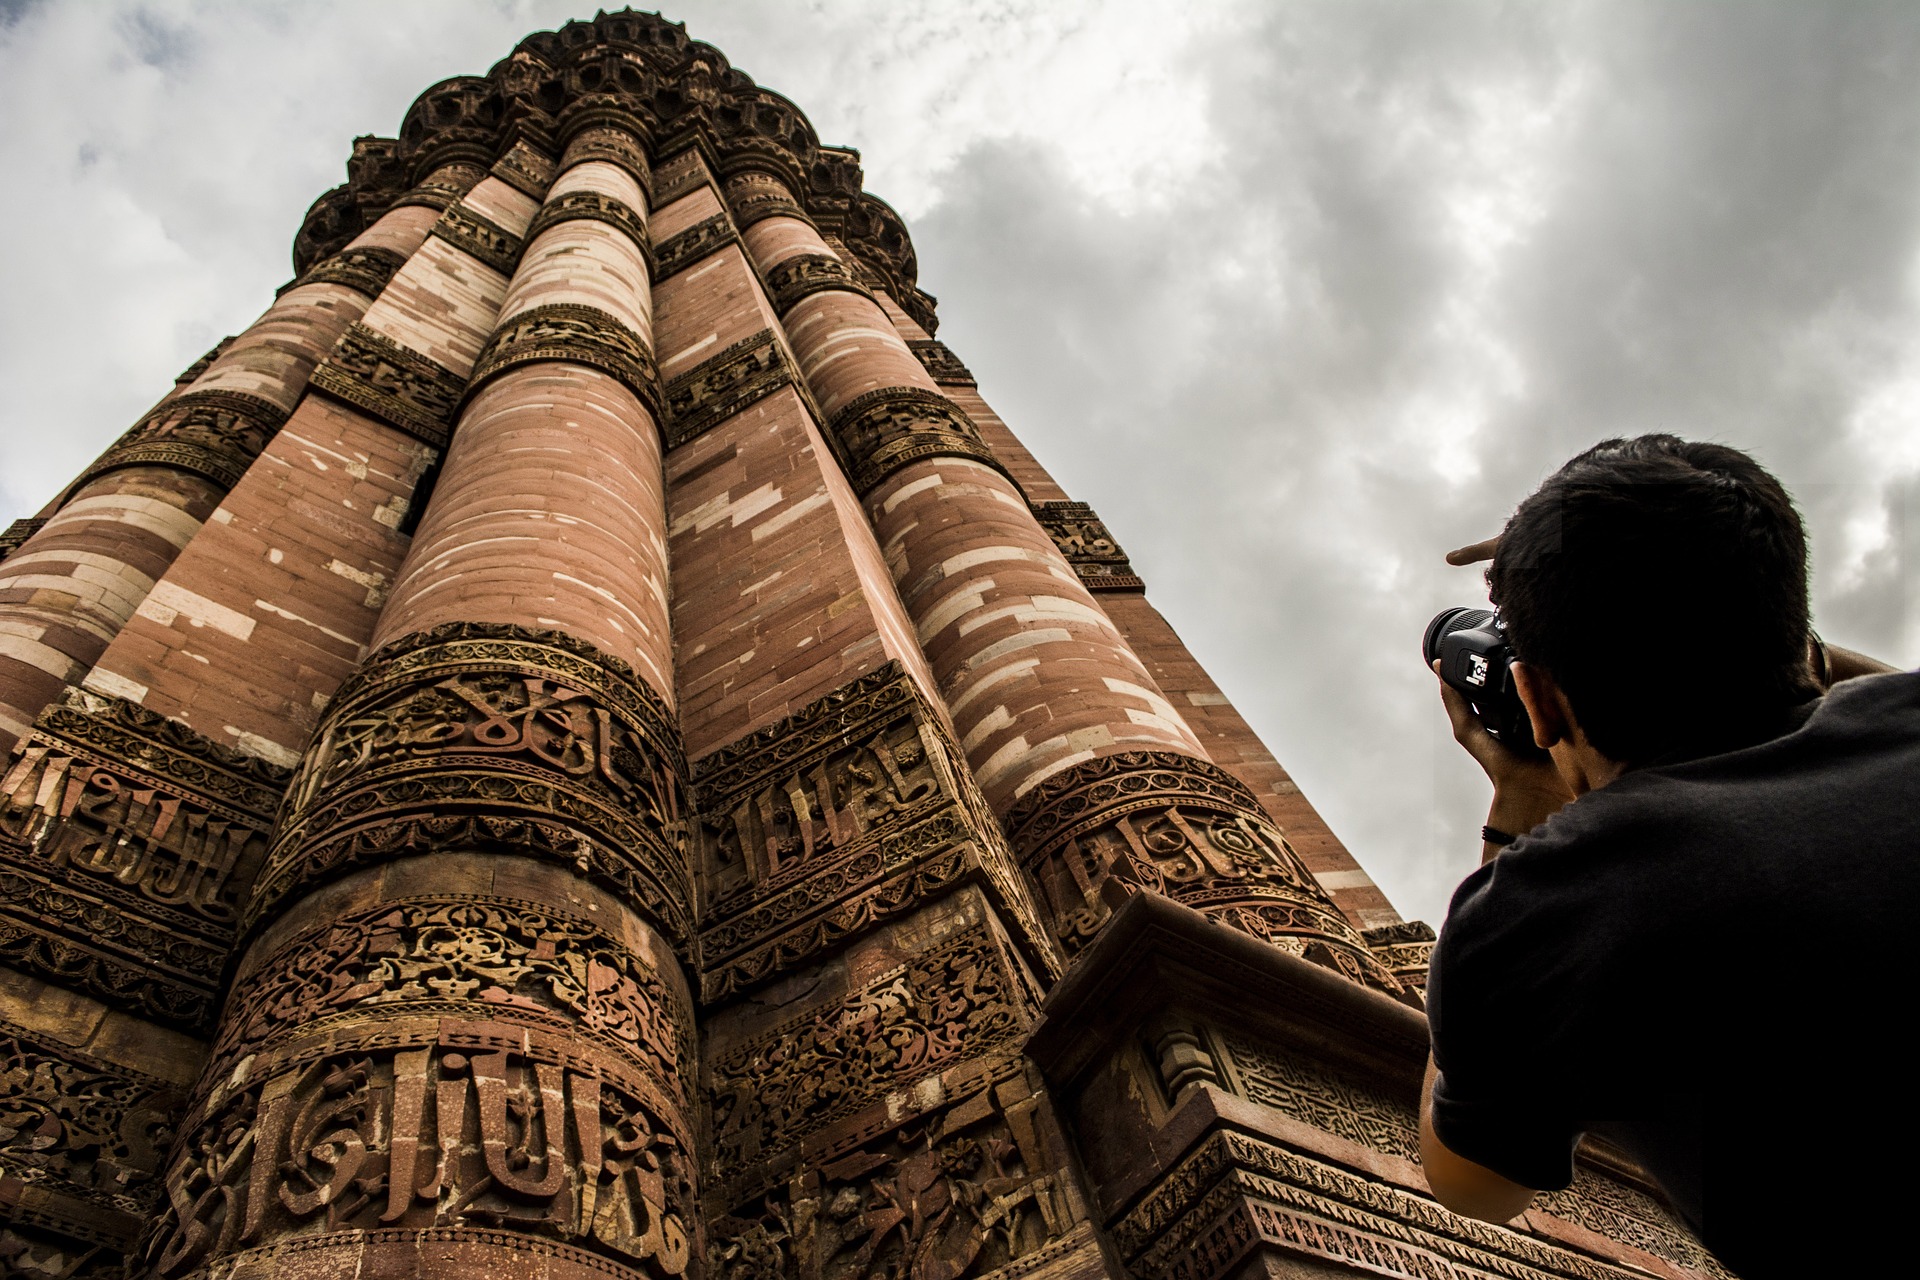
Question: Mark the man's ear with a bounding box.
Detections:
[1510,661,1573,751]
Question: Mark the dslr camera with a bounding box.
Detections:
[1423,607,1544,755]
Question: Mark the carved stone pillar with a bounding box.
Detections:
[149,126,700,1279]
[0,165,475,753]
[723,171,1388,989]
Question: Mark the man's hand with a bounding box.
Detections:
[1440,534,1571,857]
[1435,663,1573,860]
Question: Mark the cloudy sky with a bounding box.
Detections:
[3,0,1916,925]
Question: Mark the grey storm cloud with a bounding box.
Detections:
[3,0,1916,926]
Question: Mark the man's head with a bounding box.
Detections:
[1488,434,1817,766]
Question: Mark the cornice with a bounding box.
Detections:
[291,8,938,332]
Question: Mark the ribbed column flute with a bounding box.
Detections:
[144,127,698,1280]
[727,170,1393,986]
[0,166,477,750]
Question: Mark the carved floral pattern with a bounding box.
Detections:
[691,663,1057,1003]
[146,1027,695,1278]
[311,322,467,447]
[300,245,409,299]
[652,212,738,280]
[430,201,526,275]
[705,930,1026,1179]
[763,253,870,315]
[662,328,799,450]
[468,302,662,420]
[526,188,652,258]
[492,140,558,200]
[707,1064,1083,1280]
[906,340,974,386]
[80,390,290,492]
[1004,751,1396,989]
[1032,500,1143,593]
[250,624,689,943]
[827,386,1004,497]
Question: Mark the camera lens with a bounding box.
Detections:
[1423,607,1496,666]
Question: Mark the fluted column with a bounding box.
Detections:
[725,170,1390,987]
[145,126,697,1280]
[0,166,475,751]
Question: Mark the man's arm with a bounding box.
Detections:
[1420,1057,1538,1223]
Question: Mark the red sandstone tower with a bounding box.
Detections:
[0,13,1726,1280]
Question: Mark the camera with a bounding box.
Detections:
[1423,607,1544,755]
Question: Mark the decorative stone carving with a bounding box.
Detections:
[0,1016,185,1262]
[661,328,795,450]
[906,339,974,386]
[430,201,526,276]
[0,517,46,562]
[0,688,289,1028]
[80,389,291,492]
[1214,1033,1419,1160]
[390,162,488,213]
[651,211,737,281]
[650,148,710,208]
[1002,750,1396,990]
[292,185,363,277]
[311,322,468,448]
[705,926,1027,1183]
[1363,919,1436,994]
[691,663,1056,1003]
[299,244,409,299]
[1032,500,1144,592]
[467,303,662,420]
[491,139,557,200]
[826,386,1006,497]
[173,336,235,386]
[722,171,812,230]
[762,252,871,315]
[249,623,689,944]
[525,187,652,258]
[561,124,655,203]
[1117,1131,1665,1280]
[707,1060,1087,1280]
[145,1017,696,1278]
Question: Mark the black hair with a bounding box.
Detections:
[1487,434,1818,765]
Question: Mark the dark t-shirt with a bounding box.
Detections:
[1427,671,1920,1278]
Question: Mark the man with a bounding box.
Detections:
[1418,435,1911,1277]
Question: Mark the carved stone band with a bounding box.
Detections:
[0,517,47,561]
[652,211,738,281]
[524,187,652,259]
[763,252,872,315]
[661,327,796,450]
[689,660,1058,1003]
[908,338,976,385]
[1364,920,1436,992]
[0,1014,185,1252]
[727,187,813,231]
[0,688,291,1028]
[466,302,662,421]
[311,323,466,447]
[298,244,409,299]
[388,163,487,213]
[490,139,557,200]
[152,926,697,1279]
[81,389,291,491]
[650,148,709,208]
[1034,499,1146,592]
[1002,750,1397,989]
[247,622,689,943]
[826,385,1007,497]
[429,200,525,275]
[559,123,655,205]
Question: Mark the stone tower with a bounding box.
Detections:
[0,12,1725,1280]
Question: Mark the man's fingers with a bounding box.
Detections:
[1433,660,1485,745]
[1445,536,1500,567]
